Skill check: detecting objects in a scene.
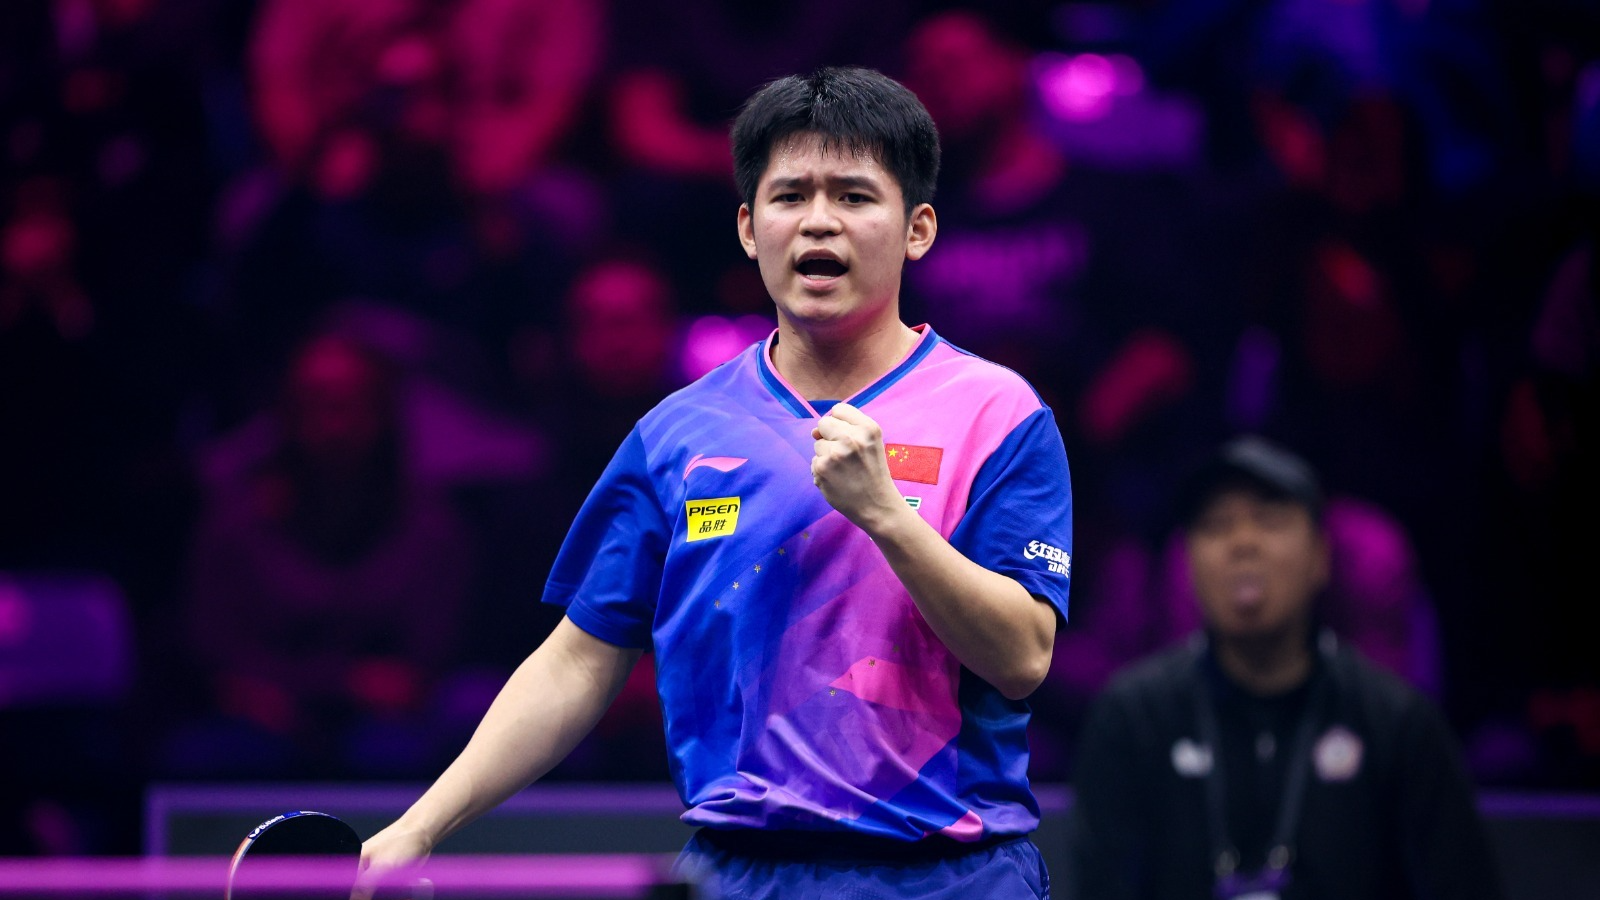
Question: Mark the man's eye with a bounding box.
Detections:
[1258,507,1296,529]
[841,193,869,204]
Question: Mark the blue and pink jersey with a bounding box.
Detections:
[544,325,1073,842]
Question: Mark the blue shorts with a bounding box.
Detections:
[671,829,1050,899]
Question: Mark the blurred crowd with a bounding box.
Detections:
[0,0,1596,856]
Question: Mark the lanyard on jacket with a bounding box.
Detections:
[1191,632,1335,886]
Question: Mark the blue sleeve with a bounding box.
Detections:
[542,428,670,649]
[947,407,1073,623]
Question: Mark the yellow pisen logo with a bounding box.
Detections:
[686,496,741,541]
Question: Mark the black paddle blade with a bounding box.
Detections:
[227,811,361,900]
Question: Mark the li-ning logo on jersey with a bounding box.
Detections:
[684,454,748,480]
[1023,540,1070,576]
[686,496,740,541]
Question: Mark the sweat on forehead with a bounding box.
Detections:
[765,132,888,176]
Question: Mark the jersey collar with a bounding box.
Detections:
[755,324,941,419]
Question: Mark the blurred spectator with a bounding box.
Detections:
[1468,188,1600,787]
[0,176,127,573]
[1035,489,1447,779]
[1,0,217,578]
[594,0,912,315]
[506,252,688,780]
[1064,436,1503,900]
[212,0,609,410]
[1222,42,1486,660]
[0,176,92,342]
[515,253,683,462]
[1309,498,1443,696]
[168,333,476,778]
[1157,495,1442,694]
[1136,0,1515,195]
[900,7,1235,496]
[602,0,909,182]
[564,255,681,404]
[250,0,602,199]
[900,8,1076,365]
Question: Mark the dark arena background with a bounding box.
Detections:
[0,0,1596,896]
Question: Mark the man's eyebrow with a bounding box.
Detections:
[767,175,812,191]
[829,174,882,192]
[766,174,884,192]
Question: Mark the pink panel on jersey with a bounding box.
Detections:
[830,656,951,718]
[936,809,985,841]
[867,340,1047,541]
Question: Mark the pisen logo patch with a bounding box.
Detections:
[686,496,741,541]
[1024,540,1071,576]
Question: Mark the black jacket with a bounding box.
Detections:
[1064,634,1505,900]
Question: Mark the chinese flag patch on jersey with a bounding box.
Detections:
[885,444,943,485]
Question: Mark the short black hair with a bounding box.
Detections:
[731,67,941,214]
[1175,436,1325,529]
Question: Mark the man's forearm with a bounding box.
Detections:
[809,402,1058,699]
[863,502,1056,700]
[391,618,642,846]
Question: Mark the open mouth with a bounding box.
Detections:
[1227,573,1267,607]
[796,258,848,278]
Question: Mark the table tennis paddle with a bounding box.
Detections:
[225,810,361,900]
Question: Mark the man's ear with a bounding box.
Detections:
[737,204,758,260]
[1311,528,1332,593]
[905,203,937,261]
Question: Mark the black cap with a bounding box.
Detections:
[1175,435,1324,527]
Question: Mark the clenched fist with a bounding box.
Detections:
[810,402,907,530]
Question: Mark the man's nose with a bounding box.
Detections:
[799,196,842,235]
[1226,521,1264,555]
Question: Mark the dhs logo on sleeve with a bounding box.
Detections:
[1023,540,1070,576]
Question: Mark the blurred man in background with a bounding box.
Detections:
[1065,435,1502,900]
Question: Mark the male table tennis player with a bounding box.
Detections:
[356,67,1073,900]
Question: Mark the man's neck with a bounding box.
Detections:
[1213,629,1315,697]
[771,317,920,402]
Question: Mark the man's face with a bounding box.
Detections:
[1185,488,1329,645]
[285,340,391,470]
[567,260,674,397]
[737,132,935,338]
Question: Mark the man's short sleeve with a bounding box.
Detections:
[542,428,670,648]
[947,406,1073,622]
